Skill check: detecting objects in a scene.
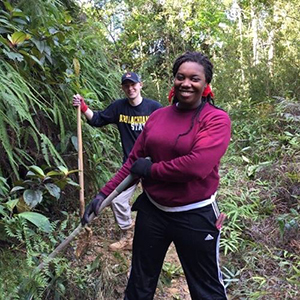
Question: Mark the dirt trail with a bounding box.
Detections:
[154,244,191,300]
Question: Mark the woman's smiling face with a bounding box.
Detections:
[174,61,207,109]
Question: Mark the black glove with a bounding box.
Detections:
[81,192,106,226]
[130,158,152,178]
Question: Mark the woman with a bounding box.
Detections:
[82,51,231,299]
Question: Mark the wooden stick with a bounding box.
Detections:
[77,106,85,217]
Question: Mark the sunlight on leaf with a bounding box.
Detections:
[10,186,25,193]
[8,32,26,45]
[57,165,68,175]
[29,165,45,177]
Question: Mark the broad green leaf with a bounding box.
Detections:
[18,212,51,233]
[29,165,45,177]
[32,38,46,53]
[23,179,36,185]
[8,32,26,45]
[18,50,44,68]
[45,183,61,199]
[0,17,12,26]
[44,46,51,57]
[46,170,62,177]
[284,131,293,137]
[45,52,53,64]
[10,186,25,193]
[25,171,36,177]
[24,189,43,208]
[57,166,68,175]
[3,49,24,62]
[0,177,8,184]
[4,199,19,211]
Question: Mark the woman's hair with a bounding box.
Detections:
[172,51,213,84]
[172,51,215,147]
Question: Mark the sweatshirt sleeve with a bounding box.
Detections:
[87,101,118,127]
[100,125,147,196]
[151,112,231,182]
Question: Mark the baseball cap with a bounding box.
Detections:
[121,72,141,84]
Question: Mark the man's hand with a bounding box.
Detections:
[81,192,106,226]
[130,158,152,178]
[73,94,89,113]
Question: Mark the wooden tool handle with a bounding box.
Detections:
[77,106,85,217]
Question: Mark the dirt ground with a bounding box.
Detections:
[154,245,191,300]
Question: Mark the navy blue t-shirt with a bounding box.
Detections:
[88,98,162,163]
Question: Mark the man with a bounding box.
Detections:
[73,72,162,251]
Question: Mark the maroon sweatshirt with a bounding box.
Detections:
[101,102,231,207]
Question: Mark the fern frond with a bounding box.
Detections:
[53,102,66,150]
[40,134,66,167]
[0,116,19,176]
[23,126,40,153]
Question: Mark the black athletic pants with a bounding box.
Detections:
[124,193,227,300]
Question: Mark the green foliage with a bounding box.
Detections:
[0,164,79,247]
[277,209,299,240]
[0,0,123,195]
[222,265,240,288]
[8,164,79,211]
[0,202,108,300]
[0,176,10,197]
[160,262,184,287]
[18,212,51,233]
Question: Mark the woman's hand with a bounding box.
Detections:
[130,158,152,178]
[81,192,106,225]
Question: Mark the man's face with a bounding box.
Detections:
[121,80,143,101]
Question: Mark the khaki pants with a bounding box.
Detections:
[111,184,137,230]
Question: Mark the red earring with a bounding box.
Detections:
[202,85,214,98]
[168,86,175,104]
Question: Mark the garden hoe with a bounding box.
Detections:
[35,172,136,272]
